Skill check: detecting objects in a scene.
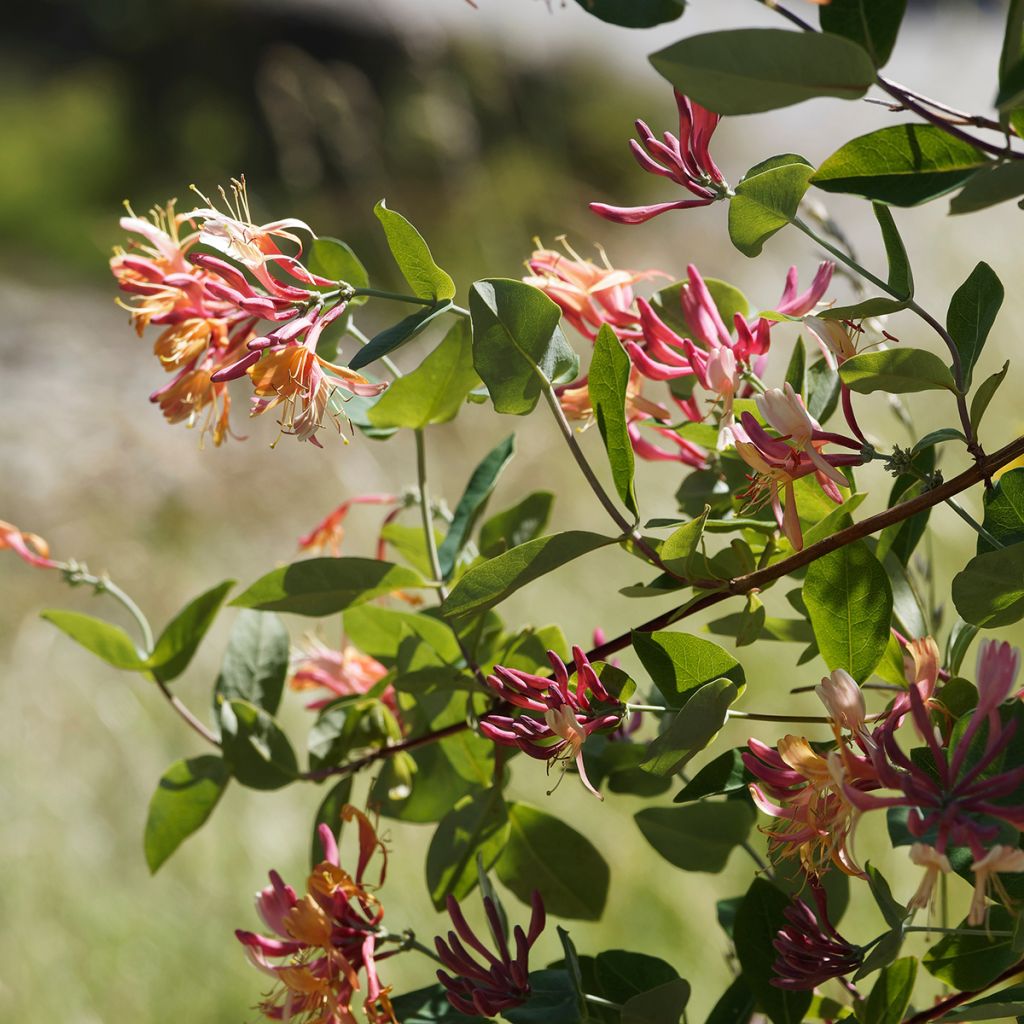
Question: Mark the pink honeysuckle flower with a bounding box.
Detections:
[524,240,666,340]
[772,261,835,318]
[0,521,60,570]
[288,636,395,715]
[907,843,951,912]
[435,889,546,1017]
[236,808,398,1024]
[771,883,863,991]
[805,316,859,369]
[733,410,863,551]
[298,494,402,558]
[815,669,867,735]
[976,639,1021,708]
[969,845,1024,926]
[591,90,727,224]
[479,646,626,799]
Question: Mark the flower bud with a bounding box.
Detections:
[815,669,866,732]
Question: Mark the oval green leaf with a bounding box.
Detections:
[952,541,1024,628]
[839,348,956,394]
[728,155,814,257]
[373,199,455,301]
[590,324,638,519]
[217,698,299,790]
[634,801,755,873]
[214,609,289,716]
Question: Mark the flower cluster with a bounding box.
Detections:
[236,809,396,1024]
[479,645,625,799]
[435,889,546,1016]
[288,636,393,714]
[110,178,384,447]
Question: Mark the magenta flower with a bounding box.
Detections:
[591,91,727,224]
[479,646,625,799]
[772,883,862,990]
[435,890,546,1017]
[976,639,1021,707]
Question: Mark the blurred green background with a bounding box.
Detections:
[3,0,1024,1020]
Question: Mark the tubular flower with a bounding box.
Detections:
[805,317,859,368]
[771,884,863,991]
[969,845,1024,926]
[733,408,863,551]
[816,670,867,735]
[976,639,1021,708]
[435,890,546,1017]
[288,637,394,714]
[0,520,60,570]
[236,809,396,1024]
[524,239,666,340]
[298,494,402,557]
[479,646,626,799]
[907,843,951,912]
[591,90,727,224]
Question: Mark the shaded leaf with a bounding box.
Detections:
[349,301,453,371]
[820,0,907,68]
[952,541,1024,627]
[632,629,745,707]
[478,492,554,558]
[946,261,1003,391]
[589,324,638,519]
[217,698,298,790]
[635,801,755,872]
[214,609,289,716]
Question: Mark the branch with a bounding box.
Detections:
[903,954,1024,1023]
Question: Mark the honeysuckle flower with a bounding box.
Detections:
[806,317,858,368]
[733,411,863,551]
[976,639,1021,708]
[236,809,396,1024]
[298,494,402,557]
[816,670,867,734]
[0,520,60,570]
[435,890,546,1017]
[479,646,625,799]
[907,843,951,912]
[524,240,665,340]
[590,90,727,224]
[968,845,1024,926]
[289,637,394,714]
[771,884,862,991]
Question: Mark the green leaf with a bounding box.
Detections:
[143,755,228,873]
[673,748,751,802]
[840,348,957,394]
[659,506,710,578]
[970,360,1009,434]
[728,155,814,258]
[307,698,400,773]
[373,199,454,301]
[343,604,461,664]
[41,610,144,670]
[706,975,756,1024]
[806,354,840,422]
[306,237,369,302]
[571,0,684,28]
[217,698,298,790]
[594,950,680,1005]
[811,124,988,206]
[632,630,745,708]
[979,468,1024,553]
[348,300,453,371]
[442,531,613,621]
[862,957,917,1024]
[923,907,1017,989]
[503,970,579,1024]
[470,279,579,416]
[649,29,875,115]
[437,434,516,579]
[953,541,1024,627]
[367,320,479,429]
[951,161,1024,214]
[214,610,289,716]
[640,678,739,776]
[866,863,908,931]
[426,788,509,909]
[146,580,234,683]
[478,491,554,558]
[590,324,638,520]
[803,541,893,682]
[819,0,907,67]
[635,801,754,873]
[232,557,427,616]
[938,986,1024,1021]
[652,277,749,339]
[496,803,609,921]
[734,878,812,1024]
[621,979,691,1024]
[946,261,1004,391]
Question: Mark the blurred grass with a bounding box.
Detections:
[3,0,1024,1021]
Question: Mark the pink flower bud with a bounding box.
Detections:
[815,669,866,732]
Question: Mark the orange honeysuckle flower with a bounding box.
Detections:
[298,495,401,558]
[151,366,235,448]
[289,637,395,715]
[0,520,60,570]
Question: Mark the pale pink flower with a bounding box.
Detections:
[816,669,866,733]
[907,843,951,912]
[969,845,1024,926]
[0,521,60,570]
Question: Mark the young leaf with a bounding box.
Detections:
[819,0,907,68]
[631,629,745,707]
[496,802,609,921]
[803,541,893,682]
[217,698,299,790]
[426,787,510,909]
[214,610,289,716]
[40,610,145,670]
[145,580,234,683]
[373,199,455,301]
[861,957,917,1024]
[840,348,957,394]
[952,541,1024,627]
[442,531,613,621]
[728,155,815,258]
[470,279,579,416]
[478,491,554,557]
[348,301,453,371]
[232,557,427,616]
[811,124,987,206]
[367,319,480,429]
[306,237,369,301]
[634,801,755,873]
[572,0,685,29]
[143,755,229,873]
[649,29,875,115]
[437,434,516,579]
[589,324,638,520]
[970,360,1010,434]
[946,261,1004,391]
